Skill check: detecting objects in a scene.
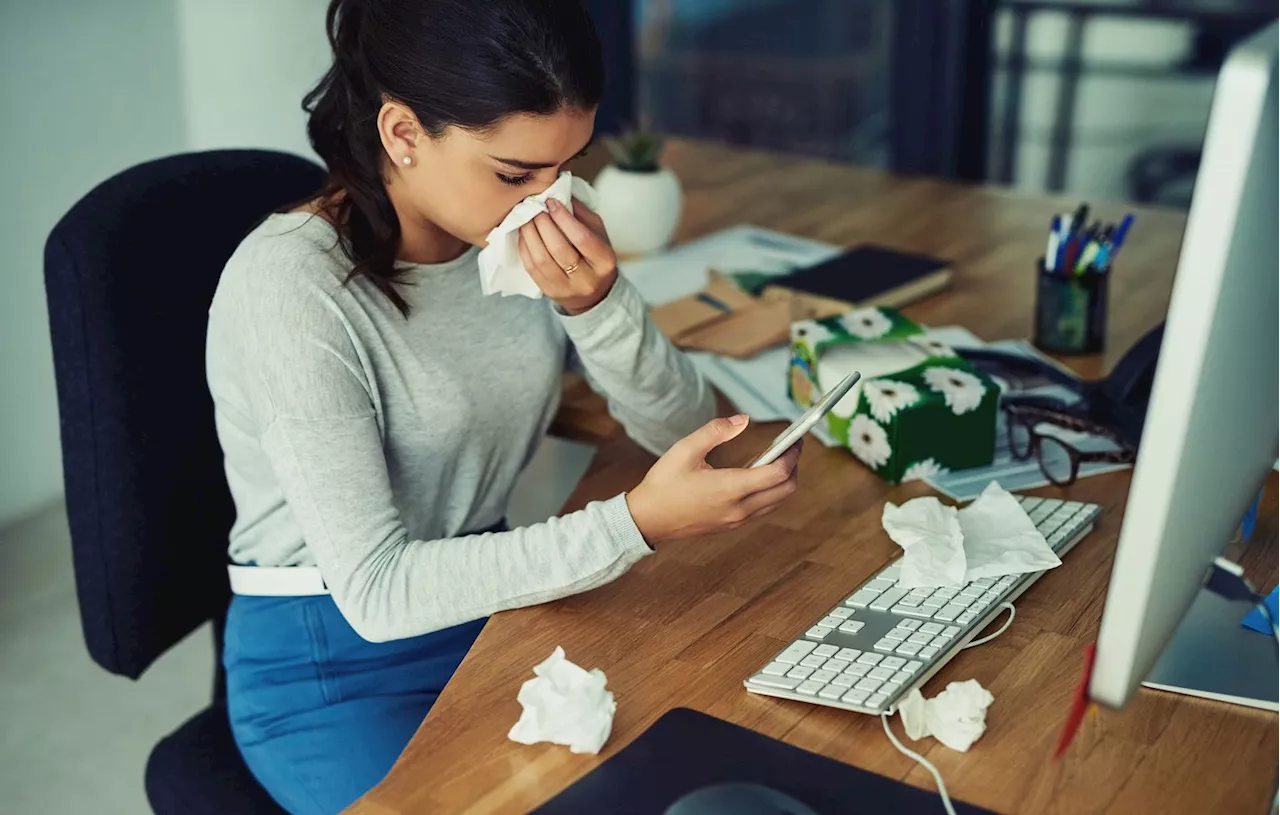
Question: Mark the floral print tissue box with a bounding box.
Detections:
[788,306,998,484]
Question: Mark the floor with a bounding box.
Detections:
[0,435,596,813]
[0,501,212,814]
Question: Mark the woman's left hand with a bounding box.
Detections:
[517,198,617,315]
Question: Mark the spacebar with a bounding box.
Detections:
[748,675,802,690]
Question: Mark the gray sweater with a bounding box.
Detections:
[206,213,715,641]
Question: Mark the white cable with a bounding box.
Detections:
[962,602,1016,649]
[881,712,957,815]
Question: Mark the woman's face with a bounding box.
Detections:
[381,104,597,248]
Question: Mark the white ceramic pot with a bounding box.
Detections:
[592,165,683,255]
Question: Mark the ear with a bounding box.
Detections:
[377,101,422,168]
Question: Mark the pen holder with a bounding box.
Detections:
[1033,258,1108,354]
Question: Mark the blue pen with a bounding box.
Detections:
[1109,213,1135,255]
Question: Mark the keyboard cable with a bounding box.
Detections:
[879,602,1017,815]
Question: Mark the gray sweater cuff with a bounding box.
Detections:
[599,493,656,555]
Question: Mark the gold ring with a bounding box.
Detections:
[562,261,581,275]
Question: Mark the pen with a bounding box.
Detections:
[1046,216,1060,271]
[1068,203,1090,239]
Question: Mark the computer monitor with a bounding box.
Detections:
[1089,22,1278,709]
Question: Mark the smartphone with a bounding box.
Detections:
[748,371,862,468]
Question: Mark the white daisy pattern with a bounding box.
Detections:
[839,307,893,340]
[902,457,949,482]
[848,414,892,469]
[922,367,986,415]
[861,379,920,423]
[794,321,835,349]
[908,336,958,358]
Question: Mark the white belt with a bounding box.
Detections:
[228,565,330,596]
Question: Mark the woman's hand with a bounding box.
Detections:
[626,415,802,546]
[517,198,617,315]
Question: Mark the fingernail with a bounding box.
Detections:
[547,199,562,211]
[729,414,749,426]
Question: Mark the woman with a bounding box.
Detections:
[206,0,801,812]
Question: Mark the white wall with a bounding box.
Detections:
[176,0,330,158]
[0,0,187,527]
[0,0,332,528]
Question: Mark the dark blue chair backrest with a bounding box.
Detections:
[44,150,326,679]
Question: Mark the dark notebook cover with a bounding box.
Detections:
[533,707,994,815]
[778,244,950,307]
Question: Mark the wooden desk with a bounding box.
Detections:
[351,140,1278,815]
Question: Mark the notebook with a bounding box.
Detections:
[532,707,994,814]
[763,244,952,313]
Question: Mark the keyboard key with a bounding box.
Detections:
[893,605,936,618]
[943,626,961,638]
[882,680,904,696]
[828,607,854,620]
[819,685,846,700]
[975,578,995,589]
[907,632,932,645]
[798,680,825,695]
[958,612,977,625]
[846,590,880,608]
[762,662,789,676]
[892,670,913,683]
[904,660,924,673]
[841,689,870,705]
[920,622,944,635]
[886,629,909,641]
[778,640,817,663]
[908,586,933,596]
[960,585,984,598]
[953,594,976,608]
[835,648,861,661]
[844,663,871,677]
[868,666,895,681]
[881,656,907,670]
[866,693,889,709]
[751,675,802,690]
[896,642,923,656]
[874,638,898,652]
[922,596,946,609]
[817,616,844,629]
[935,587,959,599]
[865,578,896,592]
[839,620,866,635]
[935,604,964,622]
[831,674,857,687]
[870,587,910,612]
[855,678,884,693]
[824,659,850,672]
[931,636,950,648]
[787,666,815,679]
[983,591,1002,603]
[898,595,923,607]
[997,577,1017,589]
[800,655,826,668]
[920,647,940,659]
[856,653,883,666]
[811,669,838,683]
[813,644,839,657]
[806,626,831,640]
[898,620,922,632]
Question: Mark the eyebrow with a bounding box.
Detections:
[490,137,594,171]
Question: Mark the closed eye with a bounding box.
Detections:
[496,172,533,187]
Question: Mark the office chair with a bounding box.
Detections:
[44,150,326,814]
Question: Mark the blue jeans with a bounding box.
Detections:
[224,594,485,814]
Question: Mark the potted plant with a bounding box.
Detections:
[593,130,683,255]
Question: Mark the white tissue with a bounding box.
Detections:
[881,482,1061,588]
[478,171,599,299]
[898,679,994,752]
[507,646,616,755]
[882,498,967,589]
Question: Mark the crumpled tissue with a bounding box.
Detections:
[882,481,1061,588]
[898,679,994,752]
[507,646,616,755]
[478,171,599,299]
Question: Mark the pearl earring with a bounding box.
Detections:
[402,156,412,166]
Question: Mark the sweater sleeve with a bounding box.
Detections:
[210,262,652,642]
[559,275,717,456]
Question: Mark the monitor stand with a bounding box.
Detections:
[1142,587,1278,711]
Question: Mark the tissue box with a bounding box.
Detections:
[788,307,998,483]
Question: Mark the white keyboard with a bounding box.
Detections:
[744,495,1101,714]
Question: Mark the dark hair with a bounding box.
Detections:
[303,0,604,315]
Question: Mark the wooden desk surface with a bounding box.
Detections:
[351,140,1278,815]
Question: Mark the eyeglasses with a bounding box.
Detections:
[1003,403,1136,486]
